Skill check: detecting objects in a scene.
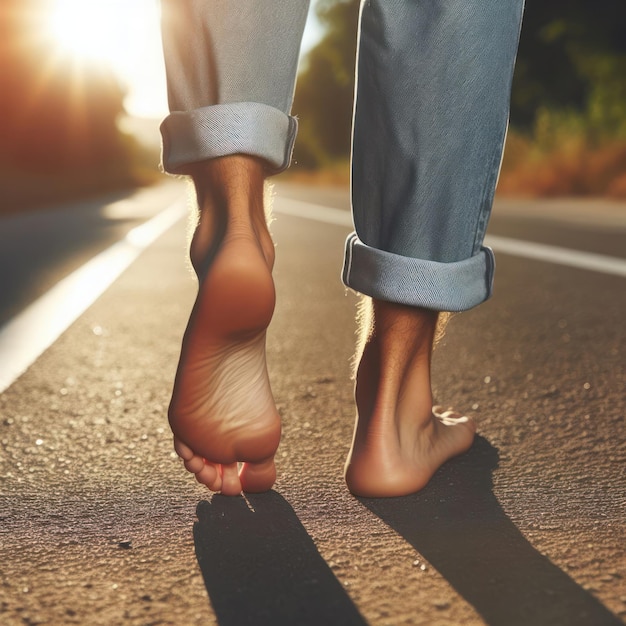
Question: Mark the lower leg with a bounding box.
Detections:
[344,0,523,497]
[169,155,281,496]
[345,299,475,497]
[159,3,308,494]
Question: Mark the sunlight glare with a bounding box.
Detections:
[48,0,123,64]
[46,0,168,117]
[44,0,323,119]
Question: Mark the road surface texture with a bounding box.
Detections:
[1,179,624,625]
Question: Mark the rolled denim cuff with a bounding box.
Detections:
[160,102,298,174]
[342,233,495,312]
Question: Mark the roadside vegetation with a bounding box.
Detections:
[0,0,161,213]
[289,0,626,198]
[1,0,625,211]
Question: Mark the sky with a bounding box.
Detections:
[46,0,323,119]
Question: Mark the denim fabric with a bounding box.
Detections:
[162,103,298,174]
[344,234,496,312]
[347,0,524,310]
[160,0,524,311]
[160,0,309,173]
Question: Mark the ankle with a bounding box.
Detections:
[367,300,438,376]
[189,155,266,212]
[355,299,437,420]
[372,299,437,340]
[188,156,274,268]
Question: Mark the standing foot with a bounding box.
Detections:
[169,157,280,496]
[345,300,476,498]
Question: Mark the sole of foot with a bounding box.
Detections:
[169,205,281,496]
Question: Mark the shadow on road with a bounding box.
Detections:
[360,435,621,626]
[194,491,367,626]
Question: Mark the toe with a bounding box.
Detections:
[195,462,219,488]
[174,437,194,461]
[207,469,223,492]
[239,457,276,493]
[220,462,242,496]
[184,455,205,474]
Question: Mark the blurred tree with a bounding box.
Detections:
[0,0,129,173]
[512,0,626,137]
[292,0,626,168]
[291,0,359,168]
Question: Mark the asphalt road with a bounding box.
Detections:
[1,180,625,625]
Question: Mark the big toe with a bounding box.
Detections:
[239,457,276,493]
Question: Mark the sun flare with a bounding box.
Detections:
[42,0,322,119]
[44,0,168,117]
[48,1,119,64]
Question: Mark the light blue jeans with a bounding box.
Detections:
[160,0,524,312]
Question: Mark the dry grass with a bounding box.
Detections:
[499,123,626,198]
[287,128,626,199]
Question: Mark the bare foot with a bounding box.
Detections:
[169,157,281,496]
[344,300,476,497]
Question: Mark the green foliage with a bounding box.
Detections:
[512,0,626,135]
[500,0,626,196]
[291,0,359,168]
[293,0,626,195]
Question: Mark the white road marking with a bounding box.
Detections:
[273,198,626,277]
[0,199,187,393]
[484,234,626,278]
[1,193,623,393]
[273,197,353,227]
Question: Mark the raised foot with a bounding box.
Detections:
[169,195,280,496]
[344,406,476,498]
